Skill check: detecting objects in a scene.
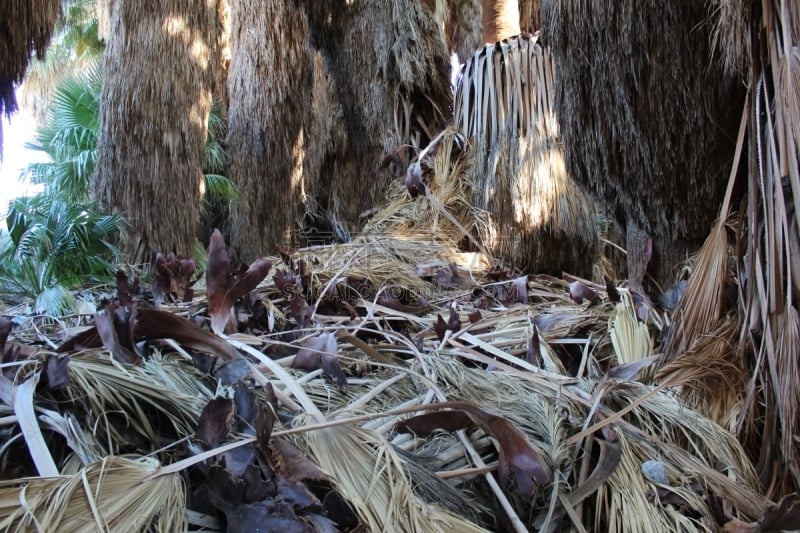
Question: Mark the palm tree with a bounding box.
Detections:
[0,0,61,155]
[20,0,105,124]
[94,0,221,264]
[540,0,745,289]
[227,0,453,261]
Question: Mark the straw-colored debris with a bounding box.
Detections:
[0,222,776,530]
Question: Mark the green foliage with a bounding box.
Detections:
[25,61,102,203]
[22,0,105,122]
[0,194,120,314]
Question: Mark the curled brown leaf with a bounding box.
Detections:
[207,230,272,334]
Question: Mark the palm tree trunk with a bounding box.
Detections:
[481,0,520,42]
[540,0,745,288]
[225,0,317,260]
[95,0,220,263]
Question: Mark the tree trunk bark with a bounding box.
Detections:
[225,0,317,260]
[481,0,520,42]
[95,0,219,263]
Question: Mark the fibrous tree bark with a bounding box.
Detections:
[95,0,220,263]
[540,0,745,288]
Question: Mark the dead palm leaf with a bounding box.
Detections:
[0,456,185,532]
[301,420,489,533]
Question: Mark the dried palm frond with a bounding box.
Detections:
[445,0,483,62]
[300,419,489,533]
[407,355,766,529]
[455,35,599,277]
[710,0,754,78]
[609,290,653,365]
[67,352,211,450]
[361,127,479,245]
[0,456,185,532]
[657,319,745,431]
[0,0,60,153]
[662,86,747,363]
[541,0,746,286]
[731,0,800,494]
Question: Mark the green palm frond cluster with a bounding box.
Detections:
[0,193,120,314]
[25,60,102,203]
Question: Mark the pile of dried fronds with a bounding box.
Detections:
[1,215,798,532]
[662,0,800,499]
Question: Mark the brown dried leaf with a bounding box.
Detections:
[447,307,462,332]
[760,493,800,531]
[394,411,474,434]
[434,314,448,341]
[605,276,620,303]
[134,308,241,360]
[196,397,234,449]
[321,354,347,394]
[277,475,321,512]
[569,280,598,305]
[95,305,139,365]
[206,229,271,334]
[215,358,250,386]
[566,430,622,505]
[0,316,11,354]
[45,354,70,390]
[394,402,549,499]
[468,310,483,324]
[233,381,257,433]
[607,355,659,381]
[272,438,330,482]
[291,336,325,372]
[405,162,424,198]
[254,387,275,452]
[152,253,198,304]
[526,326,543,368]
[115,270,139,307]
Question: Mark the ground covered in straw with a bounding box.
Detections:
[0,226,797,532]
